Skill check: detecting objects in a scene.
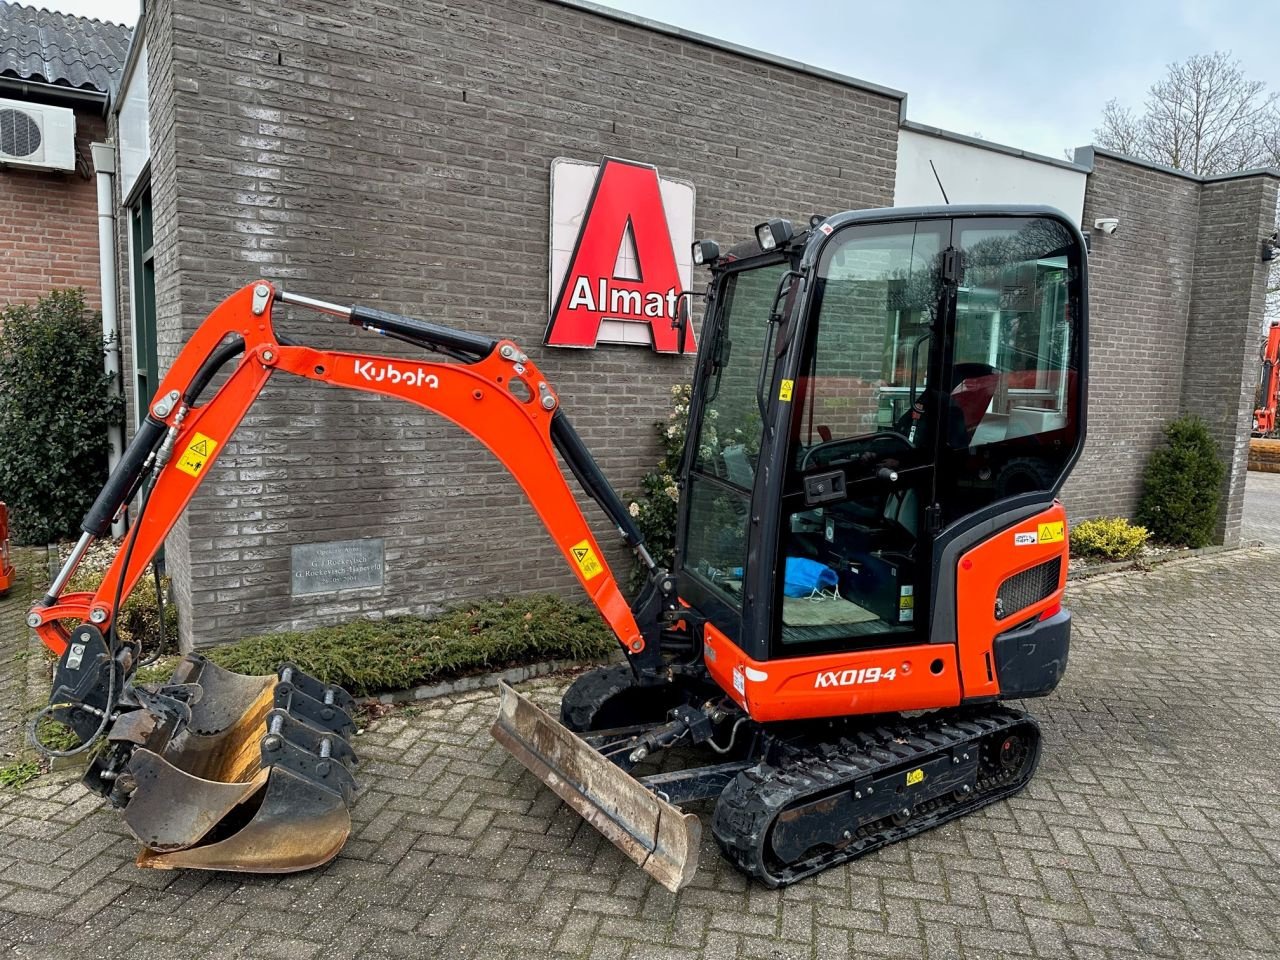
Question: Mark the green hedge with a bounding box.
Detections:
[203,594,614,696]
[1137,416,1224,548]
[0,290,122,545]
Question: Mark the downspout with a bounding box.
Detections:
[90,141,126,538]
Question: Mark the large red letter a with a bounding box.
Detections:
[545,159,695,354]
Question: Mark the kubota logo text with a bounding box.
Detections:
[814,666,898,688]
[354,359,439,389]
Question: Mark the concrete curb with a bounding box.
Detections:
[360,657,607,706]
[1067,542,1264,583]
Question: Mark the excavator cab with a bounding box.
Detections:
[680,207,1084,711]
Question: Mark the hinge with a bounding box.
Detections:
[925,503,943,535]
[942,248,963,284]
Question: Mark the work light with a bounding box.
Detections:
[692,239,720,265]
[755,218,794,252]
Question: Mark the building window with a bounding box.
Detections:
[129,186,157,421]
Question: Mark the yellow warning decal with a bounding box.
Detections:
[899,594,914,610]
[570,539,604,581]
[176,432,218,478]
[778,379,794,402]
[906,768,925,787]
[1038,521,1066,544]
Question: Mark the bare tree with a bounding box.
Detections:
[1096,52,1279,176]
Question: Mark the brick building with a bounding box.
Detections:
[102,0,1277,648]
[0,3,131,310]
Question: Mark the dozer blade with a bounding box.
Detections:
[117,654,359,873]
[491,681,700,893]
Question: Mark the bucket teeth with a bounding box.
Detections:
[116,654,360,873]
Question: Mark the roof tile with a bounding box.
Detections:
[0,2,132,95]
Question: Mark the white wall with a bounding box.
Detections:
[895,128,1086,224]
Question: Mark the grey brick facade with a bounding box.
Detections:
[1064,149,1279,543]
[110,2,1279,646]
[135,0,903,646]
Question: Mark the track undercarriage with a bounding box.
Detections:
[538,664,1042,888]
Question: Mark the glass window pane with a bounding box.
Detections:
[795,221,946,473]
[681,476,750,603]
[691,264,787,488]
[943,218,1082,512]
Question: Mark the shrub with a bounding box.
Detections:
[626,384,690,584]
[0,290,123,545]
[204,594,614,696]
[1069,517,1149,561]
[1137,416,1224,548]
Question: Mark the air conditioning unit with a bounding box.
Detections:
[0,98,76,172]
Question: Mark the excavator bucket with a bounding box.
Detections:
[491,681,701,893]
[118,655,359,872]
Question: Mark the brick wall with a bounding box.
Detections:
[154,0,902,646]
[0,109,105,311]
[1061,154,1201,520]
[1182,175,1280,545]
[1062,151,1279,541]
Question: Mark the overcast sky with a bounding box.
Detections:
[39,0,1277,160]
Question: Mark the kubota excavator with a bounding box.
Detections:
[0,503,15,596]
[1254,320,1279,437]
[29,204,1086,890]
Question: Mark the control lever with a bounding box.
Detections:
[877,467,899,483]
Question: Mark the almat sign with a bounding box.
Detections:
[545,157,696,354]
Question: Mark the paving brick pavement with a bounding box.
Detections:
[2,546,1280,959]
[1243,470,1280,545]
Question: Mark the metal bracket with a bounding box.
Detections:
[152,389,181,419]
[251,284,271,316]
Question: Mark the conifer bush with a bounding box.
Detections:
[1136,416,1224,548]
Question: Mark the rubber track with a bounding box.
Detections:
[711,707,1041,887]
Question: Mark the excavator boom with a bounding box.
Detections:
[30,281,674,876]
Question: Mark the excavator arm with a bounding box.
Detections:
[25,280,681,876]
[30,280,670,667]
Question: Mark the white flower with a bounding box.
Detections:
[628,502,641,517]
[664,485,679,502]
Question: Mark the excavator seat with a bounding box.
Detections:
[114,655,358,872]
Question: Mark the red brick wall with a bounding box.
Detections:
[0,108,105,311]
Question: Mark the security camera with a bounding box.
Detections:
[1093,217,1120,236]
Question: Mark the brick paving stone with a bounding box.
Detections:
[1243,470,1280,545]
[0,503,1277,956]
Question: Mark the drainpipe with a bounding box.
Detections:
[90,141,125,538]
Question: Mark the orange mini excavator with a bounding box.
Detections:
[1254,320,1279,437]
[30,205,1086,888]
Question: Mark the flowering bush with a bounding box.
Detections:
[627,385,690,583]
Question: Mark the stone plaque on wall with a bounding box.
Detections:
[291,538,384,596]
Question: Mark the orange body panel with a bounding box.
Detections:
[0,503,14,595]
[954,501,1068,700]
[31,282,644,659]
[703,623,962,723]
[1256,322,1280,435]
[701,501,1068,722]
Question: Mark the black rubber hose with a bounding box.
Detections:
[81,416,166,538]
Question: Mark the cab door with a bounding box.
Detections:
[677,257,793,648]
[768,219,951,657]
